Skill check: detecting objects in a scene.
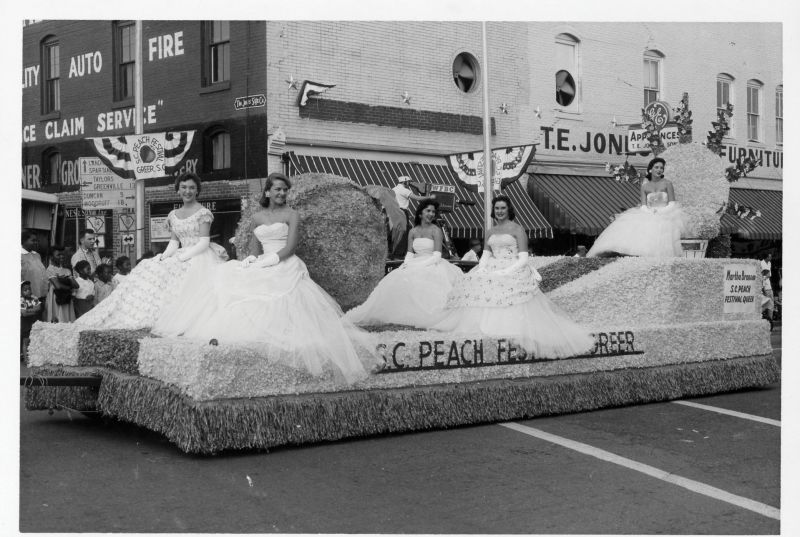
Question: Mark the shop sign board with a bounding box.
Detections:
[150,216,171,242]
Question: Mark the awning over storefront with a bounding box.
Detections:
[285,151,553,239]
[721,188,782,240]
[529,174,640,236]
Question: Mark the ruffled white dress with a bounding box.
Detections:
[76,207,224,330]
[587,191,685,258]
[434,234,595,359]
[182,222,370,383]
[345,237,464,328]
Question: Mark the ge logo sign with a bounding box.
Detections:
[645,101,672,129]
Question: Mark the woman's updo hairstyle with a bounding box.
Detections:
[645,157,666,181]
[174,172,202,195]
[260,172,292,207]
[413,198,440,226]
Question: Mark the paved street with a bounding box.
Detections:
[18,327,782,534]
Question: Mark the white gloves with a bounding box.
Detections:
[240,255,257,267]
[177,237,210,262]
[496,252,529,276]
[399,251,415,269]
[420,251,442,267]
[158,239,180,260]
[531,266,543,283]
[475,250,492,272]
[252,252,280,268]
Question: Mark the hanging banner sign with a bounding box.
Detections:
[88,130,195,180]
[79,157,135,210]
[446,144,536,194]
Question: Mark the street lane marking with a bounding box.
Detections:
[672,401,781,427]
[500,422,780,521]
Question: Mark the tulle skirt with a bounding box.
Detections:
[181,255,372,384]
[587,203,685,258]
[345,257,464,328]
[76,247,223,330]
[433,260,595,359]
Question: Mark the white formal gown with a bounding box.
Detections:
[345,237,464,328]
[76,207,224,330]
[587,192,685,258]
[434,234,595,359]
[181,222,371,383]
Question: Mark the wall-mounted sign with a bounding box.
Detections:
[150,216,171,242]
[118,213,136,232]
[79,157,135,210]
[122,233,135,246]
[627,125,680,152]
[723,264,759,313]
[234,94,266,110]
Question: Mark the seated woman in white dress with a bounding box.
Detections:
[76,173,224,330]
[434,196,595,359]
[587,157,685,258]
[345,199,464,328]
[180,173,370,384]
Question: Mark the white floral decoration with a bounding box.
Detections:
[658,142,729,239]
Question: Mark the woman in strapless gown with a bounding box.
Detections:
[181,173,370,384]
[76,173,225,330]
[345,199,463,328]
[588,157,685,258]
[434,196,595,359]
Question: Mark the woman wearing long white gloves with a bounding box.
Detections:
[345,199,463,328]
[77,173,224,330]
[588,157,685,258]
[179,173,371,384]
[434,196,595,359]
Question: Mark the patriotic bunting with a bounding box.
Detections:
[446,144,536,193]
[88,131,195,180]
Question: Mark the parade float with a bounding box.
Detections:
[23,103,777,455]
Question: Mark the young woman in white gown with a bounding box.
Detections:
[345,199,464,328]
[76,173,224,330]
[180,173,370,383]
[434,196,595,359]
[587,157,685,258]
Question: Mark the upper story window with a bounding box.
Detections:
[114,21,135,101]
[643,50,664,107]
[204,127,231,170]
[775,85,783,145]
[41,37,60,114]
[716,73,735,134]
[203,21,230,86]
[554,33,580,111]
[452,52,480,93]
[746,79,763,142]
[42,148,60,186]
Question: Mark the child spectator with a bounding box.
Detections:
[20,280,42,361]
[112,256,131,288]
[94,264,115,305]
[72,260,95,318]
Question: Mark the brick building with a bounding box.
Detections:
[21,21,782,268]
[21,20,267,260]
[266,21,782,258]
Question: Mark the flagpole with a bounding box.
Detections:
[481,21,493,233]
[134,20,145,260]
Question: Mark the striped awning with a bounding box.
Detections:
[285,152,552,239]
[721,188,782,240]
[529,174,641,236]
